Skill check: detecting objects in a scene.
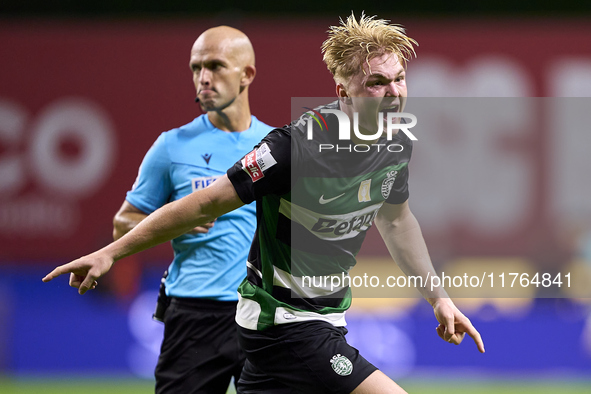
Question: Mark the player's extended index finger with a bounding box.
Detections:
[465,323,485,353]
[42,264,74,283]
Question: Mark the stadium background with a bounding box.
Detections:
[1,1,591,392]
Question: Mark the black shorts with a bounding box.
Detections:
[155,297,245,394]
[236,320,378,394]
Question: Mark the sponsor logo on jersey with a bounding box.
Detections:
[358,179,372,202]
[191,176,220,191]
[330,354,353,376]
[381,170,398,199]
[242,142,277,182]
[319,193,345,205]
[201,153,213,165]
[282,199,383,241]
[310,209,378,237]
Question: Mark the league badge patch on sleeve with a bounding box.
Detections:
[241,143,277,182]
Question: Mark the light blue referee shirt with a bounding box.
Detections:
[126,114,273,300]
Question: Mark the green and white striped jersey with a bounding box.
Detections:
[227,101,413,330]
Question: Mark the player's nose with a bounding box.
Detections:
[385,81,400,97]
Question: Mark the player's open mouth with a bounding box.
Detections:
[381,104,399,112]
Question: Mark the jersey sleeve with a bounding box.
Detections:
[385,163,410,204]
[125,133,173,214]
[227,128,291,204]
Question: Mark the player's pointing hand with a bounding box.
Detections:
[42,251,114,295]
[433,298,485,353]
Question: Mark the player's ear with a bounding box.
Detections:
[336,83,352,105]
[241,65,256,87]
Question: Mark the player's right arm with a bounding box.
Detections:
[42,175,244,294]
[375,200,485,353]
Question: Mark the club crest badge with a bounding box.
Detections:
[381,170,398,199]
[330,354,353,376]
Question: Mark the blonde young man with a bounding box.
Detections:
[44,14,484,394]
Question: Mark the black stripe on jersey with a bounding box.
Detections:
[275,212,291,246]
[246,265,263,288]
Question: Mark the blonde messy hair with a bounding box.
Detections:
[321,12,417,84]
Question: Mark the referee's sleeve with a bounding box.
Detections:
[227,127,292,204]
[126,132,172,214]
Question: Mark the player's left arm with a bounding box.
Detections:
[375,200,485,353]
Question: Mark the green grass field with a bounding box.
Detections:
[0,377,590,394]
